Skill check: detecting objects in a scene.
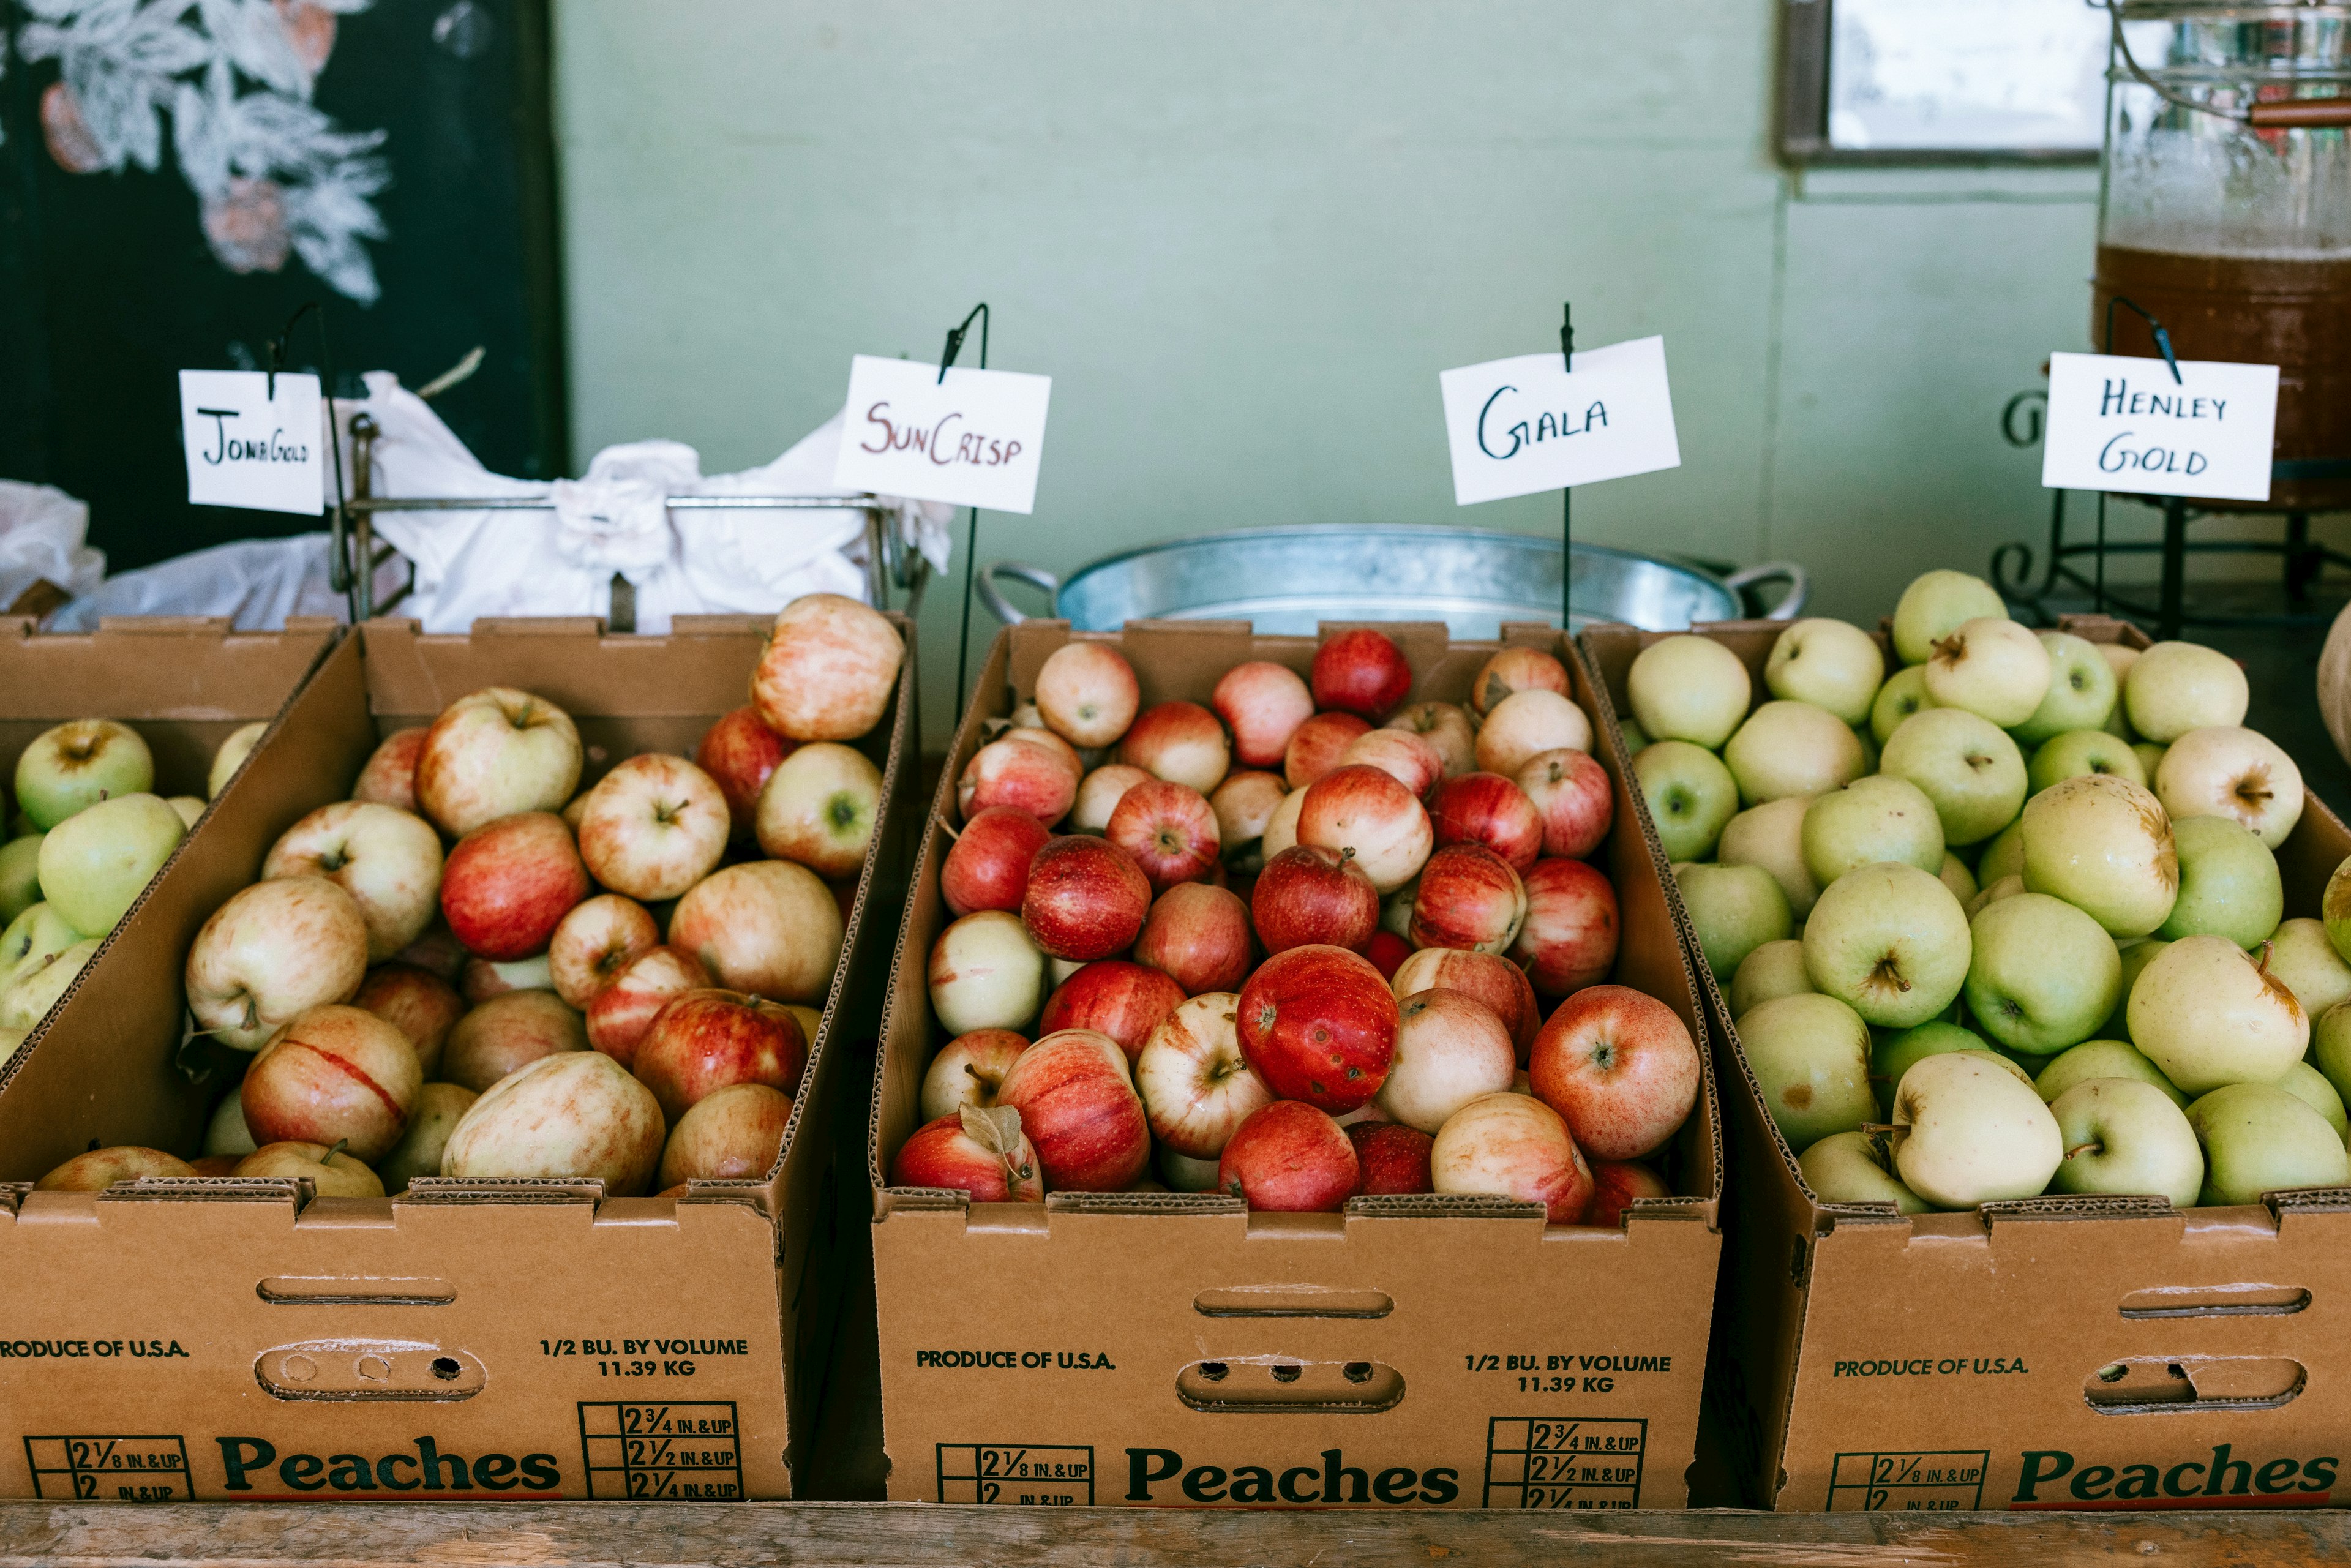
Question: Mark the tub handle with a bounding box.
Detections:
[975,561,1060,625]
[1723,561,1809,620]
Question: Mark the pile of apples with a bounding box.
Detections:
[2,714,274,1056]
[1637,567,2351,1212]
[30,594,904,1200]
[892,628,1704,1223]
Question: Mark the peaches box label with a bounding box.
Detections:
[832,354,1052,514]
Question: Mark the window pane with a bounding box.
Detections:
[1828,0,2110,151]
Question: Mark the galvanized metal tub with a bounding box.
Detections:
[973,525,1805,636]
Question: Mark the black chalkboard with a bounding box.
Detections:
[0,0,564,573]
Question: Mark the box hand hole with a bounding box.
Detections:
[258,1276,456,1306]
[1193,1286,1393,1319]
[2117,1283,2310,1318]
[255,1342,484,1401]
[1176,1358,1404,1414]
[2082,1356,2305,1414]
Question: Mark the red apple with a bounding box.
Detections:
[696,705,795,842]
[942,805,1052,916]
[750,592,904,742]
[1133,882,1253,994]
[1339,727,1444,801]
[1470,646,1570,718]
[1117,700,1230,794]
[585,945,712,1067]
[1038,959,1185,1063]
[1430,1092,1592,1223]
[1430,773,1545,873]
[1389,948,1542,1063]
[1022,835,1152,961]
[1349,1120,1435,1195]
[1212,661,1316,768]
[1284,711,1372,790]
[1218,1100,1359,1212]
[1235,943,1398,1112]
[1033,641,1141,748]
[1512,858,1620,997]
[669,860,843,1003]
[1071,764,1151,834]
[633,988,809,1123]
[351,726,429,812]
[1529,983,1700,1160]
[1585,1158,1672,1227]
[1251,844,1380,955]
[1136,991,1275,1158]
[1378,988,1518,1133]
[928,910,1048,1035]
[1000,725,1084,777]
[1208,771,1289,872]
[242,1003,422,1163]
[658,1082,795,1187]
[1106,779,1220,892]
[416,688,583,837]
[440,811,591,961]
[440,1051,665,1193]
[1363,929,1412,981]
[959,736,1078,828]
[1311,628,1413,719]
[1409,842,1529,956]
[919,1028,1031,1122]
[889,1106,1044,1201]
[189,1154,242,1179]
[461,953,553,1003]
[442,989,588,1092]
[547,893,659,1009]
[36,1147,197,1191]
[994,1029,1150,1191]
[1297,764,1433,894]
[1385,702,1478,779]
[353,962,464,1079]
[1518,748,1614,860]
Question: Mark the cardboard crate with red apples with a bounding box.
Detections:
[0,608,917,1502]
[869,617,1723,1510]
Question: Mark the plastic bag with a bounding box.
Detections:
[0,481,104,615]
[44,533,405,632]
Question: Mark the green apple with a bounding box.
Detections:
[1626,635,1752,751]
[2188,1082,2349,1205]
[2154,726,2304,850]
[1633,741,1740,862]
[2027,730,2147,796]
[2097,642,2140,688]
[1878,708,2027,846]
[1676,862,1791,981]
[2019,774,2177,937]
[1802,860,1971,1029]
[0,834,42,925]
[34,793,186,939]
[1617,717,1650,754]
[0,936,100,1031]
[1870,1020,1986,1103]
[1798,1129,1929,1212]
[1889,1051,2063,1207]
[207,720,269,800]
[1801,776,1944,888]
[1718,797,1820,920]
[2156,814,2280,948]
[2034,1038,2184,1106]
[0,1025,23,1073]
[2132,741,2167,779]
[13,719,154,830]
[2275,1060,2348,1142]
[2123,640,2248,743]
[2310,1000,2351,1111]
[2098,937,2170,1042]
[2129,934,2307,1094]
[1730,937,1813,1019]
[2011,632,2119,746]
[1964,892,2121,1055]
[1,902,84,983]
[1870,666,1936,748]
[2049,1077,2203,1206]
[1764,618,1884,727]
[1737,992,1878,1149]
[165,796,205,830]
[1922,617,2052,729]
[1974,819,2026,886]
[1937,852,1977,905]
[1722,701,1865,807]
[1963,874,2024,919]
[2325,855,2351,966]
[1892,569,2007,667]
[1853,726,1880,776]
[2266,917,2351,1022]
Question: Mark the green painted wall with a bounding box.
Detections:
[554,2,2101,735]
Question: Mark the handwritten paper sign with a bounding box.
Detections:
[179,370,326,515]
[1439,336,1681,506]
[831,354,1052,514]
[2042,351,2280,503]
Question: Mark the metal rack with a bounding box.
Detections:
[327,412,929,629]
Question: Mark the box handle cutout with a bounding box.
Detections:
[1193,1286,1393,1319]
[2083,1356,2304,1414]
[255,1341,484,1401]
[2118,1283,2310,1318]
[1176,1357,1403,1413]
[258,1276,456,1306]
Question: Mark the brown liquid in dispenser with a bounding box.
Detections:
[2093,244,2351,509]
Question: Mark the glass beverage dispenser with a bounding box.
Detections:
[2094,1,2351,509]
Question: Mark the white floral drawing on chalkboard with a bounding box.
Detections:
[13,0,389,304]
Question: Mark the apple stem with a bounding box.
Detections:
[2066,1141,2103,1160]
[934,815,962,843]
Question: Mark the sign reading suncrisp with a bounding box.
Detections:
[1439,337,1681,506]
[2041,350,2280,503]
[831,354,1052,514]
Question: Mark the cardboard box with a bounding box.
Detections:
[0,613,917,1503]
[868,619,1723,1510]
[1585,615,2351,1515]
